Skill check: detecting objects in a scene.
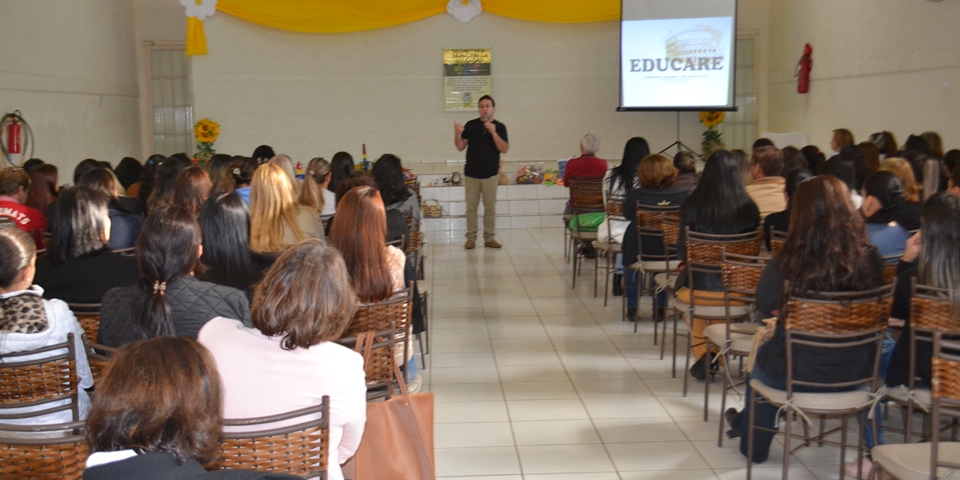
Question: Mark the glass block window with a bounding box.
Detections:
[150,48,193,156]
[724,38,757,151]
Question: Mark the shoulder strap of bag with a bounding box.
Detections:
[354,331,375,365]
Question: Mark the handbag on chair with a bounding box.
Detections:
[343,332,435,480]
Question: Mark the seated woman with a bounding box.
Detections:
[762,168,813,251]
[98,208,250,347]
[198,240,365,480]
[726,175,884,463]
[0,226,93,425]
[861,171,911,259]
[371,154,421,223]
[78,168,144,251]
[879,157,923,231]
[330,174,407,249]
[173,166,213,217]
[676,150,760,378]
[197,193,274,301]
[298,157,336,217]
[24,163,58,223]
[328,151,355,195]
[621,154,690,320]
[268,154,300,195]
[206,153,236,194]
[886,193,960,389]
[33,186,139,303]
[249,164,323,255]
[230,157,259,204]
[83,336,299,479]
[146,156,189,213]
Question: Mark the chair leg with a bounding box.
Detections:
[782,405,792,480]
[841,415,851,480]
[703,339,714,421]
[671,313,679,377]
[747,387,757,480]
[718,352,729,447]
[682,328,692,397]
[593,248,600,298]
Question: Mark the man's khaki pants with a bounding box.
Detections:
[464,175,498,242]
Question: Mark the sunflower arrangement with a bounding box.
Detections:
[192,118,220,166]
[699,111,725,158]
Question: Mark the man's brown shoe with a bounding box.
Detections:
[484,240,502,248]
[464,240,476,249]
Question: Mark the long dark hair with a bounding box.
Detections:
[206,154,235,194]
[49,186,110,265]
[327,186,393,303]
[681,150,760,234]
[917,193,960,318]
[371,154,410,206]
[137,154,165,204]
[862,171,905,224]
[608,137,649,194]
[329,152,354,194]
[778,175,883,295]
[25,164,58,213]
[147,157,189,212]
[197,193,260,293]
[134,208,203,338]
[114,157,143,190]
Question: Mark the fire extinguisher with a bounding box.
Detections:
[796,44,813,94]
[1,110,34,167]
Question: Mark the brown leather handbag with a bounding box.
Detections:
[343,333,435,480]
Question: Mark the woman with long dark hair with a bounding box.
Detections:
[605,137,649,199]
[25,163,58,221]
[205,153,235,194]
[677,150,761,377]
[129,154,164,200]
[172,166,212,217]
[197,193,272,300]
[762,168,813,250]
[33,186,138,303]
[328,151,355,194]
[860,171,911,258]
[98,207,250,347]
[726,175,884,463]
[372,154,420,222]
[146,156,189,212]
[77,168,143,250]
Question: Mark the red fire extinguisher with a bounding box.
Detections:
[1,110,33,166]
[796,44,812,94]
[7,117,21,155]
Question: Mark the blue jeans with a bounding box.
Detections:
[730,348,872,463]
[624,267,667,311]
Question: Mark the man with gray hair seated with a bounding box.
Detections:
[563,134,608,186]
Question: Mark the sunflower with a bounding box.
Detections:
[194,118,220,144]
[699,111,725,129]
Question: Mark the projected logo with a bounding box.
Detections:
[629,25,726,79]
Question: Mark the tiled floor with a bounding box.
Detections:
[419,227,869,480]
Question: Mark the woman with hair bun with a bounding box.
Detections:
[98,207,250,348]
[0,225,93,426]
[298,157,336,217]
[230,157,259,204]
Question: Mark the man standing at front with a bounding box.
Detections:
[454,95,509,249]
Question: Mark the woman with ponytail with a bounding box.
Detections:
[98,207,250,348]
[297,157,336,217]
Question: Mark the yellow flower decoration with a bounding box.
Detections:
[699,111,725,129]
[194,118,220,144]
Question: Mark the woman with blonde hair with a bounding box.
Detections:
[268,154,300,195]
[880,157,923,230]
[298,157,336,217]
[249,163,323,254]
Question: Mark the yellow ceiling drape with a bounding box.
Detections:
[187,0,621,55]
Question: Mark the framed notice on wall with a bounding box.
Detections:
[443,48,491,112]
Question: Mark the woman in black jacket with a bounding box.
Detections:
[675,150,760,376]
[77,168,144,251]
[727,175,884,464]
[33,186,139,304]
[98,207,250,347]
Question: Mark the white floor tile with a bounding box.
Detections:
[434,422,516,448]
[516,444,616,474]
[435,446,522,476]
[507,399,590,421]
[511,419,603,445]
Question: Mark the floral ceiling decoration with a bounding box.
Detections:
[185,1,619,56]
[447,0,483,23]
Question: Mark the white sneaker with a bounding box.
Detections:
[406,374,423,394]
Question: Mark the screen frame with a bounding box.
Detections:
[617,0,739,112]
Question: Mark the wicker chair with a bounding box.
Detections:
[342,286,412,391]
[593,193,625,306]
[0,333,81,424]
[66,303,100,343]
[745,283,893,480]
[0,421,88,480]
[81,334,117,386]
[768,228,787,256]
[673,227,762,395]
[883,256,900,285]
[707,251,769,433]
[335,324,397,400]
[871,334,960,480]
[655,214,683,349]
[625,204,681,336]
[219,399,331,479]
[885,282,960,443]
[565,175,605,288]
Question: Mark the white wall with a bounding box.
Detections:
[0,1,140,177]
[767,0,960,151]
[194,10,772,171]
